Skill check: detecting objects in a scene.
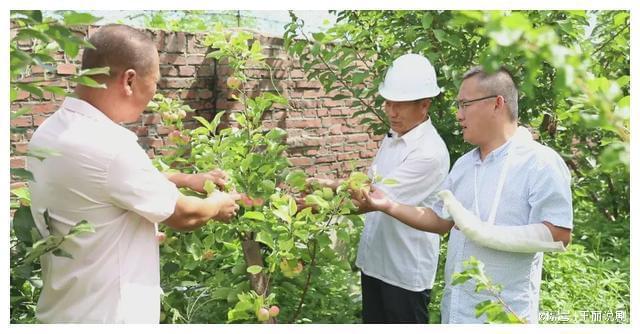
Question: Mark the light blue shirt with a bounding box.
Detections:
[432,128,573,323]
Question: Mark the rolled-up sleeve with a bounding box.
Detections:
[106,146,180,224]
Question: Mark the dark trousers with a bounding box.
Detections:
[361,272,431,324]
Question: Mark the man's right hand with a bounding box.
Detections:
[352,186,393,213]
[209,191,241,222]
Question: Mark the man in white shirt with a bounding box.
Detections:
[27,24,241,323]
[355,66,573,323]
[311,54,450,323]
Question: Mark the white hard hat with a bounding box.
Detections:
[378,53,441,101]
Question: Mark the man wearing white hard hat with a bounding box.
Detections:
[355,66,573,323]
[312,53,450,323]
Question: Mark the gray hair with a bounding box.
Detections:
[462,66,519,120]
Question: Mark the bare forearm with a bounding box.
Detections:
[164,172,189,188]
[163,195,220,231]
[382,202,453,235]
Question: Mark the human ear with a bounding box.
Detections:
[122,69,136,96]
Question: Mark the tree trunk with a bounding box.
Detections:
[241,239,269,295]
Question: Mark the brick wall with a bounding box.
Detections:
[10,26,382,189]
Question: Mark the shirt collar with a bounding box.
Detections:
[388,118,433,145]
[61,96,138,141]
[473,126,533,164]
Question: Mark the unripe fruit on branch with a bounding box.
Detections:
[226,76,242,90]
[256,307,270,322]
[269,305,280,317]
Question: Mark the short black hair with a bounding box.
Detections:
[463,66,519,120]
[82,24,157,79]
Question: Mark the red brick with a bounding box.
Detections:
[160,65,178,76]
[316,155,336,163]
[289,69,306,79]
[160,78,195,89]
[187,36,208,53]
[143,113,162,125]
[29,103,59,114]
[303,89,321,98]
[285,119,321,129]
[197,66,214,76]
[178,66,196,76]
[130,126,149,137]
[295,80,322,89]
[33,115,49,126]
[12,142,29,154]
[159,53,186,65]
[10,116,33,128]
[57,63,77,75]
[360,150,376,158]
[322,99,344,107]
[10,157,26,168]
[347,133,370,143]
[139,137,164,148]
[186,55,205,65]
[289,157,313,166]
[156,125,176,135]
[11,182,27,190]
[164,32,186,52]
[199,90,213,99]
[303,109,317,117]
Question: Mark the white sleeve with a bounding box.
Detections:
[373,154,447,207]
[105,145,180,224]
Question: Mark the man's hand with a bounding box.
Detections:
[307,177,339,190]
[209,191,241,222]
[350,186,392,213]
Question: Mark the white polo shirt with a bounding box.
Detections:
[356,119,450,291]
[27,97,180,323]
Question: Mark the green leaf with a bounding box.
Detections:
[63,12,101,26]
[242,211,265,222]
[68,220,94,235]
[16,83,44,98]
[255,231,274,249]
[163,262,180,274]
[211,287,233,300]
[11,168,34,181]
[193,116,213,132]
[285,170,307,192]
[41,85,68,97]
[52,248,74,259]
[351,72,368,85]
[421,14,433,29]
[246,265,263,275]
[68,75,106,89]
[203,179,217,194]
[305,195,329,210]
[77,66,110,76]
[11,107,31,120]
[381,178,399,186]
[12,206,36,245]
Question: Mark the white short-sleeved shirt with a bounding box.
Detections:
[431,128,573,323]
[27,97,180,323]
[356,119,450,291]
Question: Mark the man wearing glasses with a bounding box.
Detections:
[354,66,573,323]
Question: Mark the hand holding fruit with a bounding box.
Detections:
[186,168,229,193]
[208,191,241,221]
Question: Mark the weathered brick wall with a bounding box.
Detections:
[10,26,382,189]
